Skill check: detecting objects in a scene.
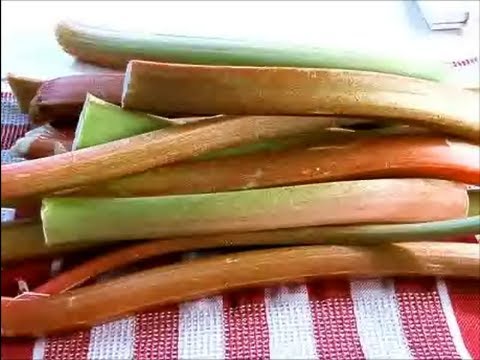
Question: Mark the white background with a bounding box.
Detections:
[1,0,479,80]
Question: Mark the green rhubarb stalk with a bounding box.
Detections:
[7,189,476,262]
[73,95,372,158]
[41,178,468,245]
[312,215,479,245]
[73,94,172,149]
[55,21,448,81]
[4,214,479,263]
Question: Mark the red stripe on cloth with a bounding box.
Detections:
[1,123,29,150]
[43,331,91,360]
[446,279,480,360]
[133,305,180,360]
[223,288,270,360]
[1,259,53,296]
[307,279,364,360]
[1,340,35,360]
[395,278,460,360]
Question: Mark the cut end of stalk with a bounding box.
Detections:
[72,97,89,150]
[121,62,133,108]
[6,73,44,113]
[73,94,173,150]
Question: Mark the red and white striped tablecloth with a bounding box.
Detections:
[1,58,479,360]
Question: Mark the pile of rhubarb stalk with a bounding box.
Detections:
[2,21,479,338]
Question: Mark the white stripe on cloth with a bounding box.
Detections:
[351,278,413,360]
[265,284,317,360]
[32,338,46,360]
[178,296,225,360]
[436,278,473,360]
[1,208,15,222]
[87,317,136,360]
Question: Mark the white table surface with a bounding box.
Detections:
[1,0,479,83]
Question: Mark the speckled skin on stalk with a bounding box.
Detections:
[68,134,480,198]
[7,110,365,201]
[2,242,479,337]
[122,61,480,143]
[41,178,468,245]
[69,97,480,198]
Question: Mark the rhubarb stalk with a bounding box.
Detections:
[29,73,124,124]
[6,74,43,113]
[68,134,480,198]
[41,179,468,245]
[0,219,103,263]
[2,114,383,201]
[3,202,479,264]
[2,242,478,337]
[74,95,376,155]
[122,61,479,143]
[73,94,172,149]
[55,21,447,80]
[71,97,480,197]
[33,215,480,295]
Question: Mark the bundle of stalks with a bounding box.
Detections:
[2,21,479,337]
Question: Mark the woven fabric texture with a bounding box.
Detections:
[1,59,479,360]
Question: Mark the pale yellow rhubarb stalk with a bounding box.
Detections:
[6,73,43,113]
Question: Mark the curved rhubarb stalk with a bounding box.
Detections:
[122,61,480,143]
[69,135,480,198]
[2,242,478,337]
[29,73,124,124]
[74,94,377,154]
[32,215,480,295]
[2,114,384,201]
[55,21,447,80]
[41,179,468,245]
[6,74,43,113]
[3,197,479,263]
[2,191,478,264]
